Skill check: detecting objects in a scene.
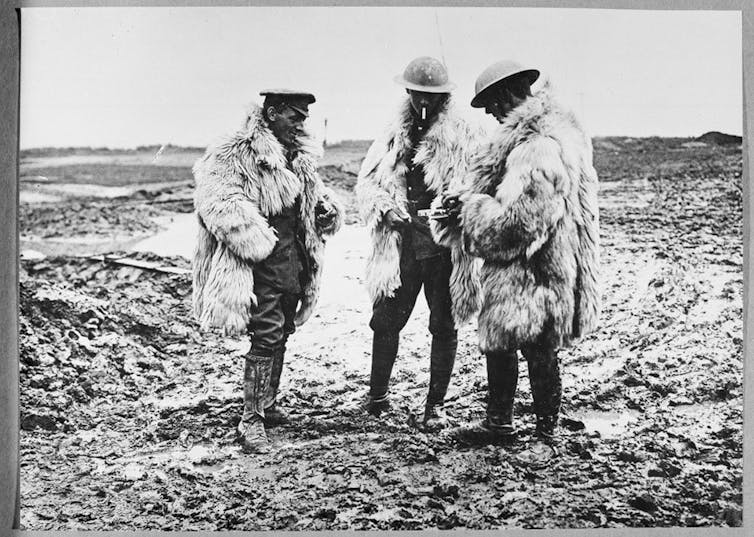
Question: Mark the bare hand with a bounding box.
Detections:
[383,209,409,230]
[315,201,336,227]
[441,193,463,221]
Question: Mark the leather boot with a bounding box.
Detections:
[422,332,457,430]
[450,350,518,445]
[484,349,519,438]
[263,345,288,427]
[238,353,273,454]
[365,330,399,416]
[525,343,562,442]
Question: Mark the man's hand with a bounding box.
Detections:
[315,201,336,227]
[383,208,409,230]
[433,192,462,224]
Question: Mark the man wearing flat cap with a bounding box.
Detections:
[192,89,343,453]
[355,57,481,429]
[432,61,600,442]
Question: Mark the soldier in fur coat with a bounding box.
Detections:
[432,61,600,441]
[356,57,481,429]
[192,90,343,453]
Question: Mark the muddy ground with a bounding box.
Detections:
[18,137,743,530]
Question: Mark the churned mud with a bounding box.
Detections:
[19,138,743,529]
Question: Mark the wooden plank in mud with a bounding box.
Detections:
[89,254,191,275]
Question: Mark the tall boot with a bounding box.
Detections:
[485,349,519,437]
[263,345,288,427]
[525,344,562,441]
[422,332,458,429]
[365,330,399,416]
[450,350,518,444]
[238,353,273,453]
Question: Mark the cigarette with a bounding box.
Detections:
[421,107,426,120]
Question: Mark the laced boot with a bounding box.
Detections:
[263,346,288,427]
[422,332,457,431]
[238,353,273,454]
[238,416,268,454]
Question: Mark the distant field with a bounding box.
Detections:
[20,141,372,187]
[21,164,194,187]
[19,136,741,189]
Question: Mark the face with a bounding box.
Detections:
[267,104,307,146]
[483,85,520,124]
[407,90,446,121]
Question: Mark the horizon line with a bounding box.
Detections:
[18,131,744,153]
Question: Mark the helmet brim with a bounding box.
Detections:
[470,69,540,108]
[393,75,456,93]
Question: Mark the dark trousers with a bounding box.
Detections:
[486,331,561,419]
[248,280,299,357]
[368,246,457,403]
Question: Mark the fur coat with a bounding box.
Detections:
[432,82,600,352]
[192,103,343,335]
[355,96,482,325]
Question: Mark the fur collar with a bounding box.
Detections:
[489,79,582,152]
[387,95,465,194]
[468,80,571,196]
[209,103,323,215]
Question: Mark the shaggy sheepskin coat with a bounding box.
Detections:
[355,97,482,325]
[432,82,600,352]
[192,103,342,335]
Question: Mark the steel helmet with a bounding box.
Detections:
[394,56,456,93]
[470,60,539,108]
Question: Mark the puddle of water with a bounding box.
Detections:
[20,179,194,206]
[575,409,641,439]
[22,183,135,199]
[130,213,197,259]
[20,190,63,203]
[21,155,124,169]
[21,152,201,170]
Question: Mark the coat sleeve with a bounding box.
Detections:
[429,121,488,250]
[460,136,571,262]
[355,138,400,229]
[193,161,277,263]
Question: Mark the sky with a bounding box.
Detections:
[19,7,742,149]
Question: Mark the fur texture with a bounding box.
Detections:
[355,96,482,325]
[435,81,600,351]
[192,103,343,335]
